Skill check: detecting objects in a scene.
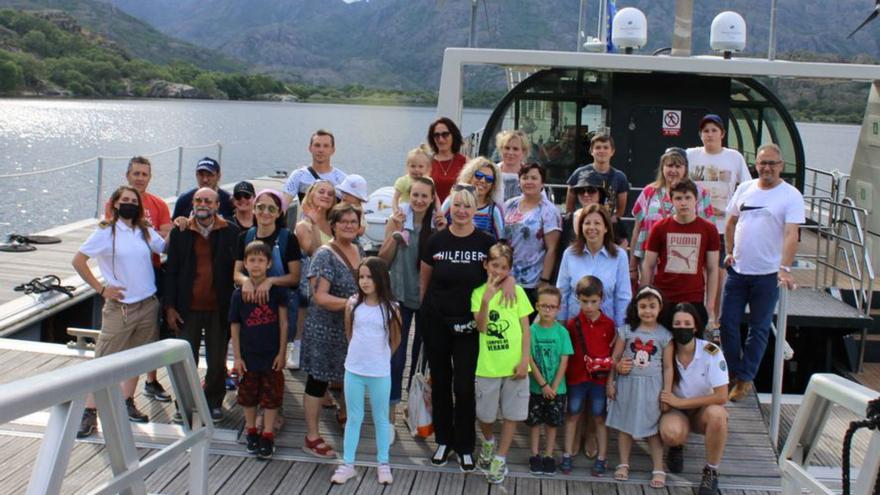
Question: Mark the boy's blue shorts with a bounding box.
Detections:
[567,381,607,417]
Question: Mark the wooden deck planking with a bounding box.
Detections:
[852,362,880,392]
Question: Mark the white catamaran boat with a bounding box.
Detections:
[0,2,877,494]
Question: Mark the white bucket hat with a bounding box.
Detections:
[336,174,368,202]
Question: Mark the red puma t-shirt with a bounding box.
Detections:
[645,216,720,303]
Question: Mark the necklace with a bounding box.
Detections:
[436,156,455,177]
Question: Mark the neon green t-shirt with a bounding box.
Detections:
[471,283,533,378]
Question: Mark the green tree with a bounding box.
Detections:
[0,60,23,91]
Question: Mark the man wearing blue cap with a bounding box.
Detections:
[686,115,751,331]
[172,157,235,220]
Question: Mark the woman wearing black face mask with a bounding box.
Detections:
[72,185,166,438]
[657,303,729,494]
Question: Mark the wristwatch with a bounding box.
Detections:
[779,265,792,273]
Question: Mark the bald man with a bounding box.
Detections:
[164,187,241,422]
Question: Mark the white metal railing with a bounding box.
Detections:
[0,340,213,495]
[0,142,222,219]
[779,373,880,495]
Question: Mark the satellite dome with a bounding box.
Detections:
[612,8,648,53]
[710,11,747,55]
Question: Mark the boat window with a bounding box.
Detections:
[523,70,580,96]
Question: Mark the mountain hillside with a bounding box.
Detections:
[101,0,880,90]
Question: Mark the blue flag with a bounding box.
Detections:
[607,0,617,52]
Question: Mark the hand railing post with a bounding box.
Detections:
[216,141,223,166]
[95,157,104,219]
[176,146,184,196]
[770,285,789,448]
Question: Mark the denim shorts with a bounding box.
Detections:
[567,381,607,417]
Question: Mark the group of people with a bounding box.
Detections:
[71,114,804,494]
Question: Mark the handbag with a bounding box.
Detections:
[407,343,434,438]
[573,316,613,379]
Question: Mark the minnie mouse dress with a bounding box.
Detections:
[605,324,672,439]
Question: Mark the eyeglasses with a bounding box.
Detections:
[577,186,599,195]
[432,131,452,140]
[473,171,495,183]
[756,160,782,167]
[452,184,476,194]
[255,203,279,214]
[536,304,559,310]
[193,197,214,204]
[233,193,253,201]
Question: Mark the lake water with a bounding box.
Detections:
[0,98,862,238]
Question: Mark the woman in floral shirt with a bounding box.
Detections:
[629,149,713,282]
[504,163,562,306]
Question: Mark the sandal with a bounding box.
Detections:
[614,464,630,481]
[303,436,336,458]
[650,470,667,488]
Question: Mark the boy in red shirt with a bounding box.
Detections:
[641,178,720,333]
[561,276,616,476]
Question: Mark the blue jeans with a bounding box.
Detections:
[389,304,423,404]
[343,371,391,465]
[720,267,779,382]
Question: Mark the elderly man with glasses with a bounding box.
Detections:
[719,143,803,402]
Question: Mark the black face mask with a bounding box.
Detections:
[117,203,139,220]
[672,328,696,345]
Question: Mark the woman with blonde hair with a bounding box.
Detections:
[441,157,505,240]
[495,129,531,200]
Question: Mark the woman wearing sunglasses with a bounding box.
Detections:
[440,157,505,241]
[427,117,467,201]
[229,181,256,230]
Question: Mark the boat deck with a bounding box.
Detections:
[2,338,871,494]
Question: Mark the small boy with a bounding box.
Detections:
[230,241,289,460]
[471,243,533,484]
[525,286,573,476]
[561,276,616,476]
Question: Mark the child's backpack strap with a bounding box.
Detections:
[573,315,588,358]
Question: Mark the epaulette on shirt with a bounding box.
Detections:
[704,342,720,355]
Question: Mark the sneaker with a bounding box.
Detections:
[528,455,543,475]
[377,464,393,485]
[486,457,508,484]
[210,407,223,423]
[246,431,260,454]
[698,466,720,495]
[287,341,301,369]
[226,371,239,391]
[76,408,97,438]
[331,464,357,484]
[543,456,557,476]
[729,380,753,402]
[477,439,495,471]
[125,398,148,423]
[143,381,172,402]
[431,444,450,466]
[667,445,684,474]
[257,436,275,460]
[591,457,608,477]
[458,453,476,473]
[559,454,573,475]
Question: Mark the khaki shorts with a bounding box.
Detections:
[96,295,160,358]
[475,376,530,423]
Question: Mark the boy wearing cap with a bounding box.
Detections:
[172,157,235,220]
[686,115,751,325]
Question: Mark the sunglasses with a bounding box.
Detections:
[577,186,600,195]
[255,203,279,214]
[432,131,452,140]
[452,183,477,194]
[473,171,495,183]
[233,193,253,201]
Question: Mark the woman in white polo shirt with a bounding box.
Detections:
[659,303,729,495]
[72,185,166,438]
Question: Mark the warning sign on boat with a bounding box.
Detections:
[662,110,681,136]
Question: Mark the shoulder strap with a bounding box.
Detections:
[277,228,289,262]
[573,316,588,357]
[328,241,358,279]
[245,226,256,245]
[307,166,322,181]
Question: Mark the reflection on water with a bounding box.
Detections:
[0,98,861,238]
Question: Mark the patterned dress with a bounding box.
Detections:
[301,246,359,382]
[631,184,714,258]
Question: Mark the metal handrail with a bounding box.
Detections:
[779,373,880,495]
[769,286,790,448]
[0,340,213,495]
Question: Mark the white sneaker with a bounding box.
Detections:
[377,464,393,485]
[331,464,357,484]
[287,341,301,369]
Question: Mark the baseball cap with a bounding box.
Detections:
[699,114,724,131]
[336,174,368,202]
[195,157,220,174]
[233,181,255,197]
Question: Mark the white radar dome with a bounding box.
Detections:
[710,11,747,54]
[612,7,647,53]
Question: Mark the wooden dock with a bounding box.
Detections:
[0,337,857,495]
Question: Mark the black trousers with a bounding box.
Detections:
[422,307,479,455]
[178,310,227,409]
